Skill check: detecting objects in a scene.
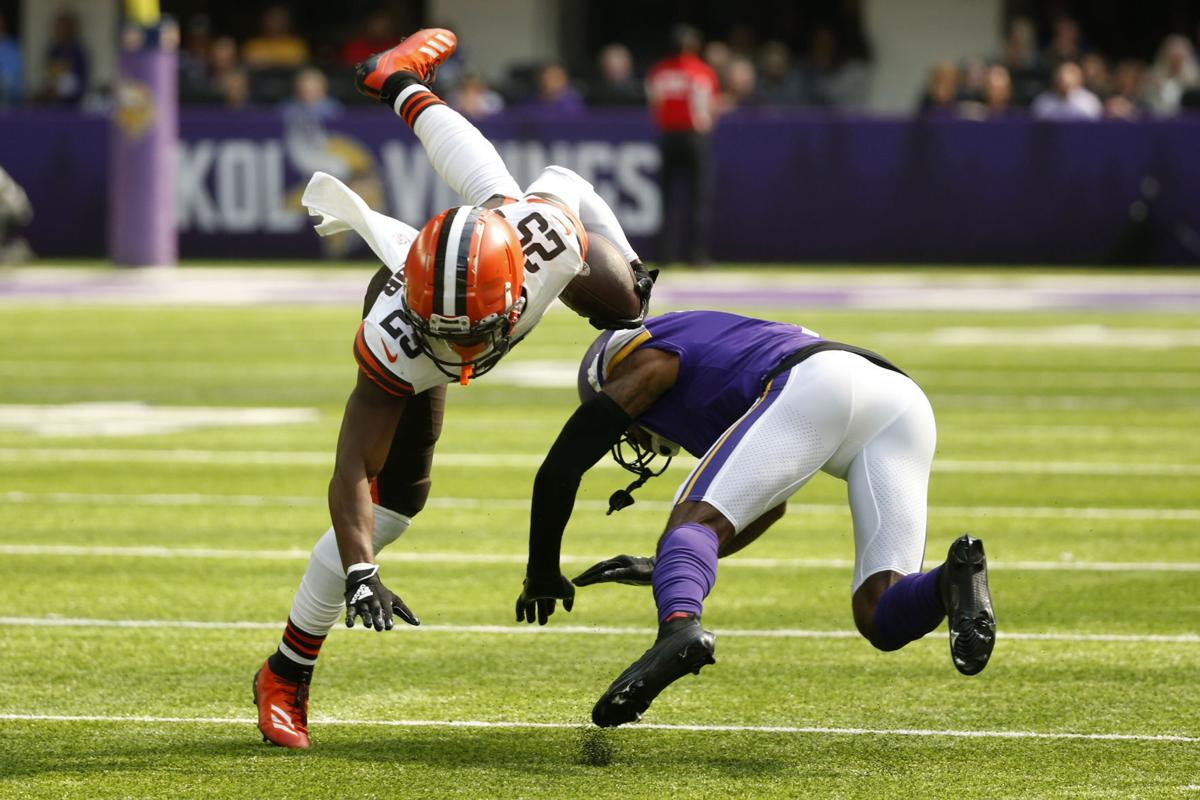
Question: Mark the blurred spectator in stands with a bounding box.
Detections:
[1081,53,1113,101]
[981,65,1016,116]
[40,11,88,104]
[588,43,643,106]
[958,57,988,102]
[178,15,218,102]
[450,68,504,119]
[728,24,756,58]
[800,26,869,108]
[755,41,802,105]
[282,67,341,122]
[703,40,732,87]
[721,55,756,110]
[1043,16,1087,69]
[1105,59,1148,119]
[211,36,240,81]
[340,10,394,67]
[1000,16,1045,105]
[1001,17,1039,71]
[181,34,244,105]
[960,64,1017,119]
[243,5,309,69]
[1032,62,1102,120]
[1144,35,1200,116]
[0,12,22,106]
[219,69,251,109]
[917,61,959,117]
[525,62,585,114]
[647,24,719,265]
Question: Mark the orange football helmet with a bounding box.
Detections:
[400,205,526,382]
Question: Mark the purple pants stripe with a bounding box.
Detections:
[679,370,791,503]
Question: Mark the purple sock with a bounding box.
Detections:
[652,523,719,623]
[869,566,946,651]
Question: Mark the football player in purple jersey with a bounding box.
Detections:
[515,310,996,727]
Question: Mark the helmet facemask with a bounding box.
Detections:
[401,290,526,383]
[605,424,677,514]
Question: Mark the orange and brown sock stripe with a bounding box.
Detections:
[398,86,447,128]
[268,617,328,682]
[282,618,326,662]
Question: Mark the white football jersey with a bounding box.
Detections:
[354,196,586,396]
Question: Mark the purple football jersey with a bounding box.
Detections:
[632,311,824,457]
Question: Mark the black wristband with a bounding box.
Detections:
[527,394,632,575]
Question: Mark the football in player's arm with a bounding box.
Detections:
[253,28,654,749]
[517,311,997,727]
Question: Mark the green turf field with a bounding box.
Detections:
[1,270,1198,798]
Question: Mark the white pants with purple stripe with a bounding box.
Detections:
[671,350,937,592]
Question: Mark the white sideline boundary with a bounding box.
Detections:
[0,713,1195,743]
[4,490,1200,522]
[3,447,1200,477]
[2,543,1198,573]
[0,616,1196,644]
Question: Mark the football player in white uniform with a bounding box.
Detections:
[252,28,653,748]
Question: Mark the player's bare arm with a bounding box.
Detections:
[328,372,419,631]
[516,347,679,624]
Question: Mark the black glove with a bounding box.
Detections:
[515,572,575,625]
[589,263,659,330]
[572,554,656,587]
[344,563,420,631]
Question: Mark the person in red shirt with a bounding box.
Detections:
[646,26,720,266]
[339,11,395,67]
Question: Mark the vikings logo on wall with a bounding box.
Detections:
[175,122,662,259]
[114,80,156,140]
[281,114,384,259]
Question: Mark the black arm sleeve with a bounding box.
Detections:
[526,393,632,576]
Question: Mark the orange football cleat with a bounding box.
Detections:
[354,28,458,99]
[253,659,311,749]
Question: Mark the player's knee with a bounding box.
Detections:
[851,572,900,650]
[542,164,589,187]
[374,477,432,518]
[663,501,735,550]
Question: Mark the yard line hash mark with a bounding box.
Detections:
[0,616,1196,644]
[4,491,1199,522]
[2,447,1200,477]
[2,543,1199,573]
[0,713,1195,743]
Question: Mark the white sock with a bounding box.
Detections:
[285,505,413,637]
[372,504,412,553]
[394,84,521,205]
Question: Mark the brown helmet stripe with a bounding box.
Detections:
[454,207,484,317]
[431,207,460,316]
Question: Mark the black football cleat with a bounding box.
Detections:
[592,615,716,727]
[940,534,996,676]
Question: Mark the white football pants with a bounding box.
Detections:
[673,350,937,592]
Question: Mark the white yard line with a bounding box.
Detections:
[4,489,1199,522]
[1,543,1197,573]
[0,712,1194,743]
[3,447,1198,477]
[0,616,1196,644]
